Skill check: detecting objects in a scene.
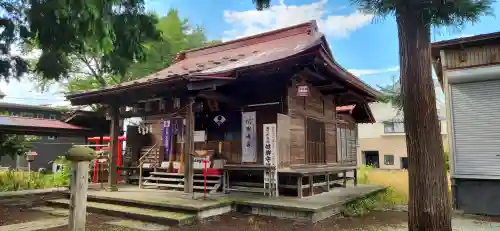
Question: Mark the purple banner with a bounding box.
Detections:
[163,120,171,160]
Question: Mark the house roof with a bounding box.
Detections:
[63,110,110,135]
[67,21,380,105]
[0,102,64,112]
[0,116,92,136]
[336,103,375,123]
[431,31,500,86]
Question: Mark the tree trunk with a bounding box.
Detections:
[396,9,451,231]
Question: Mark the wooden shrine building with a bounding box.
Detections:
[66,20,379,197]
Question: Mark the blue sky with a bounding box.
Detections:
[1,0,499,105]
[146,0,500,87]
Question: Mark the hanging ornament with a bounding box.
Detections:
[213,115,226,126]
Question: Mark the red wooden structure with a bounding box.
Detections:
[87,136,126,183]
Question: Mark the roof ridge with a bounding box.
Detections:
[176,20,318,61]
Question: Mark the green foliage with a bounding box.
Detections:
[0,0,161,86]
[52,156,71,187]
[357,165,409,205]
[0,156,72,191]
[377,77,402,110]
[32,8,216,96]
[344,192,384,217]
[0,0,30,81]
[28,0,161,81]
[444,150,450,172]
[0,134,31,158]
[125,9,219,82]
[253,0,271,10]
[350,0,494,28]
[0,169,54,191]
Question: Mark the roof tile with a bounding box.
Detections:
[0,116,88,130]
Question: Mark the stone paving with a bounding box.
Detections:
[378,217,500,231]
[0,217,68,231]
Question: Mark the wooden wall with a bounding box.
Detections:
[287,81,337,166]
[443,45,500,69]
[337,113,357,165]
[277,113,291,168]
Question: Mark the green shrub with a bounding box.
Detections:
[0,170,55,191]
[444,150,450,172]
[344,192,381,216]
[0,156,73,191]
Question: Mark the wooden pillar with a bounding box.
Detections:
[297,176,303,198]
[342,170,347,188]
[106,105,120,191]
[353,169,358,186]
[309,174,314,196]
[66,146,95,231]
[183,97,195,193]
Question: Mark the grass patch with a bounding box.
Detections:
[357,165,409,205]
[0,168,69,192]
[343,165,409,216]
[345,165,452,216]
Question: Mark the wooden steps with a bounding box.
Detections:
[143,177,220,184]
[141,171,222,193]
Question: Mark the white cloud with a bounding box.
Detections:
[222,0,373,40]
[348,66,400,77]
[0,78,69,107]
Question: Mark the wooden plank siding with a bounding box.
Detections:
[444,45,500,69]
[287,81,337,166]
[277,113,291,168]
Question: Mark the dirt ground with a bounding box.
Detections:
[170,211,408,231]
[1,204,408,231]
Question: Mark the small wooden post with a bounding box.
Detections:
[66,146,95,231]
[342,170,347,188]
[183,97,195,193]
[107,105,120,191]
[326,173,330,191]
[353,169,358,186]
[309,174,314,196]
[297,176,303,198]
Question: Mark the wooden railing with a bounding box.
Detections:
[138,142,157,188]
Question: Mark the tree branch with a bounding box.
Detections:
[77,54,106,88]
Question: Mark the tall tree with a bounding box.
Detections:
[0,134,31,158]
[254,0,494,230]
[0,0,159,83]
[35,9,218,96]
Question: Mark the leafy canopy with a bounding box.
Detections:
[33,8,219,97]
[0,0,160,83]
[377,77,402,110]
[0,134,31,158]
[350,0,494,27]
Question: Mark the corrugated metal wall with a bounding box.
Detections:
[451,80,500,177]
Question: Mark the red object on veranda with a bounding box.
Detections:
[202,159,209,200]
[88,136,126,184]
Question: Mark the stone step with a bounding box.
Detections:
[0,217,68,231]
[46,199,196,226]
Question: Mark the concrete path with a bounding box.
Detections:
[106,220,171,231]
[378,216,500,231]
